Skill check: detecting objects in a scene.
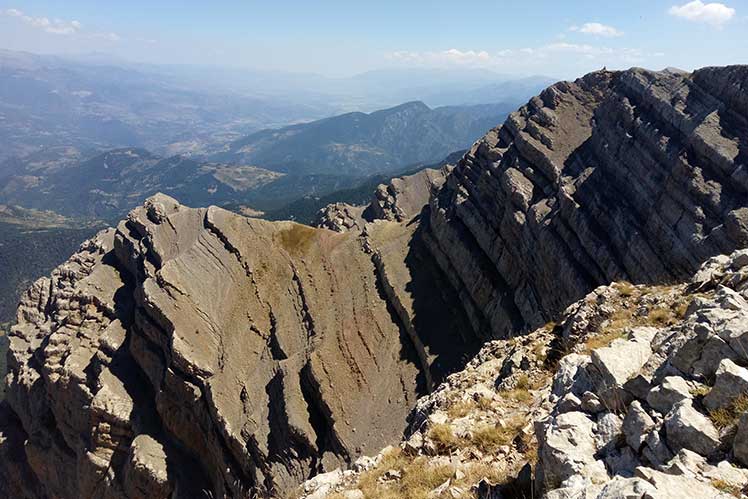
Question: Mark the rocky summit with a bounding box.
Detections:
[1,65,747,499]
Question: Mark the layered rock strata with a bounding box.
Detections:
[1,193,479,498]
[1,66,747,498]
[297,250,748,499]
[427,67,748,339]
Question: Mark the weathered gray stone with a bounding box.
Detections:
[537,411,609,490]
[733,413,748,467]
[552,354,594,399]
[595,412,623,452]
[594,477,657,499]
[634,467,732,498]
[591,328,657,409]
[664,401,720,456]
[622,401,656,451]
[704,359,748,411]
[646,376,692,415]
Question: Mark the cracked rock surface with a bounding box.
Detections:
[1,65,747,498]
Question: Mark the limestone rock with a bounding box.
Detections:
[646,376,692,415]
[664,401,720,457]
[3,64,748,498]
[734,413,748,467]
[123,435,172,499]
[704,359,748,411]
[536,411,608,488]
[622,401,656,451]
[590,328,656,408]
[427,67,748,340]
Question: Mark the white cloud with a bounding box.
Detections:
[388,48,492,67]
[2,7,122,40]
[668,1,736,26]
[387,43,664,71]
[2,8,82,35]
[90,32,121,42]
[570,22,624,37]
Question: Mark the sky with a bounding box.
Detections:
[0,0,746,78]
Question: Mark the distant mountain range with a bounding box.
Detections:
[0,148,284,219]
[0,49,329,162]
[0,49,554,162]
[0,100,517,218]
[210,101,516,176]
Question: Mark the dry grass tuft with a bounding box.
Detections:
[470,418,524,453]
[615,281,636,297]
[356,449,455,499]
[499,387,532,403]
[645,306,672,326]
[428,424,462,455]
[690,385,711,399]
[584,327,627,353]
[711,479,743,497]
[708,393,748,429]
[447,399,477,419]
[277,224,317,255]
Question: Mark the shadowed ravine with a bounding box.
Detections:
[1,65,747,498]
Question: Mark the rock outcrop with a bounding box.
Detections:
[297,250,748,499]
[1,65,747,498]
[314,166,449,233]
[427,66,748,339]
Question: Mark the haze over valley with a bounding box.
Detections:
[0,2,747,498]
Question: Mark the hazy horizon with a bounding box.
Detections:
[1,1,747,80]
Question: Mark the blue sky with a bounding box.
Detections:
[1,1,746,78]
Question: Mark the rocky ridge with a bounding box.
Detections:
[314,167,448,233]
[297,250,748,499]
[1,65,747,498]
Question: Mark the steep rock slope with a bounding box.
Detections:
[427,67,748,340]
[297,250,748,499]
[1,193,477,498]
[1,66,747,499]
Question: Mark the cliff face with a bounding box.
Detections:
[1,194,479,498]
[426,67,748,340]
[1,66,747,499]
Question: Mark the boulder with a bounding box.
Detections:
[537,412,609,488]
[590,328,656,409]
[733,413,748,466]
[646,376,692,415]
[703,359,748,411]
[552,354,594,399]
[622,401,656,451]
[123,435,172,499]
[595,412,624,452]
[634,467,732,498]
[664,401,720,456]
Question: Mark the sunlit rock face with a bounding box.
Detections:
[1,65,746,498]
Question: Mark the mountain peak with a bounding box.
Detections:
[2,65,747,498]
